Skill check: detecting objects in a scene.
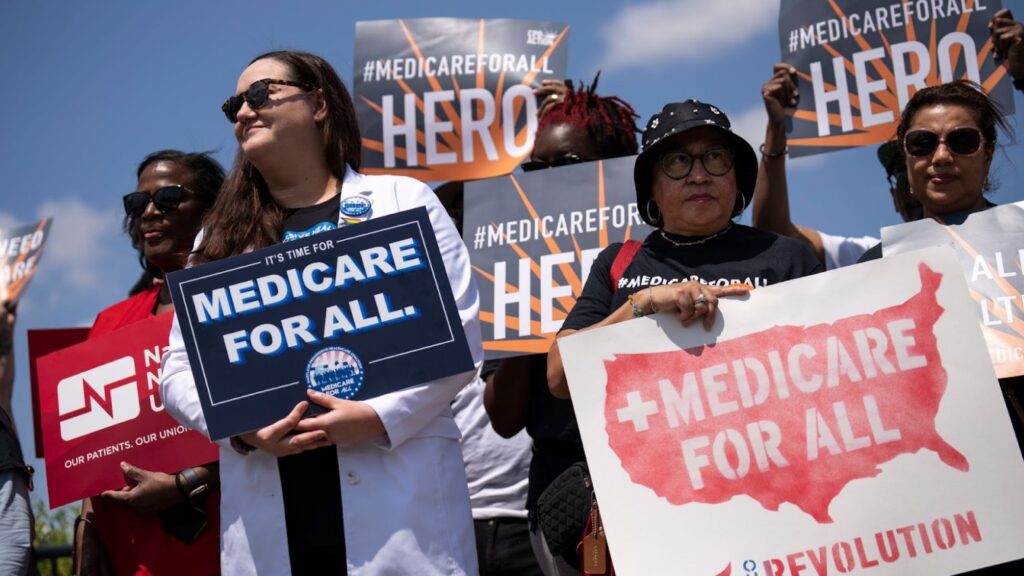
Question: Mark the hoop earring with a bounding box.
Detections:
[646,200,661,225]
[733,192,748,216]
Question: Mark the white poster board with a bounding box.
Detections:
[560,247,1024,575]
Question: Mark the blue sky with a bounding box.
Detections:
[2,0,1022,508]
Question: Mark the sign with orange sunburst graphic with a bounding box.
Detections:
[780,0,1014,157]
[0,217,51,303]
[882,201,1024,378]
[354,18,569,182]
[464,156,653,359]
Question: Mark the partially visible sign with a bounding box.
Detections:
[883,201,1024,378]
[37,314,218,509]
[779,0,1014,157]
[0,218,52,303]
[463,156,653,359]
[166,207,474,440]
[28,327,90,457]
[560,247,1024,575]
[354,18,569,181]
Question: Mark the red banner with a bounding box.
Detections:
[27,327,90,458]
[37,313,218,508]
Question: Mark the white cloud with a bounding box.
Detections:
[0,211,20,232]
[34,198,122,292]
[599,0,780,70]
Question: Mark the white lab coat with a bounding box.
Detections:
[161,168,482,575]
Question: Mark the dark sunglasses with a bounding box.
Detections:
[123,185,189,217]
[521,153,587,172]
[903,127,985,158]
[221,78,315,123]
[660,148,733,179]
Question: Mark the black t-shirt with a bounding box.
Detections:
[482,355,585,512]
[562,224,822,331]
[276,196,347,560]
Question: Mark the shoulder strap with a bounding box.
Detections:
[609,240,642,289]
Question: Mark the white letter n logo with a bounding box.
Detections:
[57,356,139,440]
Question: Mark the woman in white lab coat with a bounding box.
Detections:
[161,49,482,575]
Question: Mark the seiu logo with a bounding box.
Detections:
[57,357,140,441]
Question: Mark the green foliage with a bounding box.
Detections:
[32,497,75,576]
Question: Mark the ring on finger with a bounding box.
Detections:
[694,293,709,306]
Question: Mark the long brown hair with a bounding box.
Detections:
[194,50,361,264]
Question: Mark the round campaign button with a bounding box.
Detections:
[340,195,372,224]
[305,346,365,399]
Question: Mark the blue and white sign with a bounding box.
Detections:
[166,207,474,440]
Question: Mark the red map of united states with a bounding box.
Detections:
[604,264,967,523]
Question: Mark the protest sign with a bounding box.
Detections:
[463,156,652,359]
[882,201,1024,378]
[37,313,219,509]
[354,18,569,182]
[779,0,1014,157]
[28,327,90,457]
[560,247,1024,575]
[166,207,474,440]
[0,218,52,303]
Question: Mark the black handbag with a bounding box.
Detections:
[536,461,593,559]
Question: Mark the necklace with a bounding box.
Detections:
[659,224,732,247]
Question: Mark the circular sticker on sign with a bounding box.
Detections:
[305,347,365,399]
[340,195,372,224]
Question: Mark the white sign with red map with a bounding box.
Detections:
[560,246,1024,575]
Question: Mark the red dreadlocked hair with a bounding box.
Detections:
[537,72,640,158]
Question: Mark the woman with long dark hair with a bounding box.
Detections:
[161,50,482,575]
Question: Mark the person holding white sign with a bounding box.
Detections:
[547,100,822,397]
[857,77,1024,576]
[161,50,482,575]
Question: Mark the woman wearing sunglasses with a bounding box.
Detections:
[75,150,224,576]
[856,80,1024,576]
[160,50,481,575]
[547,100,822,400]
[858,81,1012,262]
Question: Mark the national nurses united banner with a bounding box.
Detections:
[354,18,569,182]
[559,247,1024,575]
[779,0,1015,157]
[37,314,219,509]
[463,156,653,359]
[882,201,1024,378]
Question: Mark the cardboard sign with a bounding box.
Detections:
[37,313,219,509]
[560,247,1024,575]
[27,327,90,457]
[166,207,474,440]
[354,17,569,181]
[779,0,1014,157]
[0,218,52,302]
[463,156,653,359]
[882,202,1024,378]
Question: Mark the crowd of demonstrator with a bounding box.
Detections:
[0,8,1022,576]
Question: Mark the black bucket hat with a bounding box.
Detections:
[634,100,759,226]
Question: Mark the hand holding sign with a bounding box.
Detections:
[990,8,1024,80]
[100,462,180,516]
[292,389,387,447]
[762,63,799,127]
[650,281,753,330]
[238,401,329,458]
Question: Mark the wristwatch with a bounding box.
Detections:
[175,468,209,504]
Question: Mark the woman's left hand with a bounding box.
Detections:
[100,462,181,516]
[293,390,387,447]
